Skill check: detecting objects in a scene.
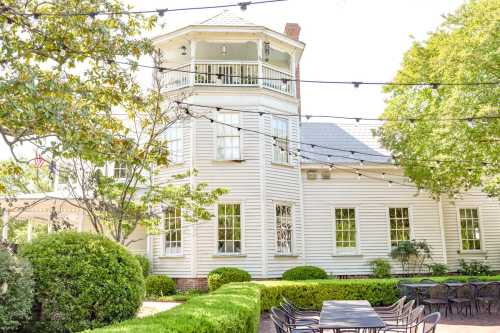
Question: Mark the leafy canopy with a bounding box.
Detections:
[377,0,500,199]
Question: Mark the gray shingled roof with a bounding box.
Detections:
[198,10,256,26]
[300,122,392,164]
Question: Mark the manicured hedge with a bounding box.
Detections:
[145,275,176,297]
[258,275,500,311]
[88,283,262,333]
[282,265,328,280]
[208,267,251,291]
[20,232,145,333]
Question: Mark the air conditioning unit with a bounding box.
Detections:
[306,170,317,180]
[320,170,331,180]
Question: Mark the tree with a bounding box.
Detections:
[377,0,500,199]
[49,52,227,245]
[0,0,156,187]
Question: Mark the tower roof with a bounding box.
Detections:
[198,10,257,26]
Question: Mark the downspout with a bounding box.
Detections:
[438,196,448,265]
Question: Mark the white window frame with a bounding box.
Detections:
[456,207,484,253]
[387,206,413,248]
[214,112,242,161]
[274,202,294,255]
[161,207,183,257]
[164,121,184,165]
[113,162,127,179]
[216,202,243,255]
[332,207,360,255]
[272,116,290,164]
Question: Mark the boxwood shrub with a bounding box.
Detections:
[0,249,34,331]
[282,265,328,280]
[145,275,176,297]
[20,232,145,333]
[88,283,262,333]
[208,267,251,291]
[134,254,150,278]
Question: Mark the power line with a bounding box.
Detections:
[179,104,499,167]
[178,101,500,124]
[1,0,285,17]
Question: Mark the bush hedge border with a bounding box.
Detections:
[90,275,500,333]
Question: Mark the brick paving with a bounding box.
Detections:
[260,311,500,333]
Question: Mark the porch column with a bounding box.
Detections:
[189,40,197,86]
[1,209,8,241]
[257,39,263,88]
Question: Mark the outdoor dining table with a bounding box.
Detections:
[400,281,491,306]
[318,300,386,333]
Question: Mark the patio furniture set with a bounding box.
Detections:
[397,279,500,317]
[270,296,440,333]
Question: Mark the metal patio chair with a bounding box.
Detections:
[475,282,500,315]
[421,284,451,317]
[374,296,407,316]
[407,312,441,333]
[381,305,424,333]
[379,300,415,325]
[270,306,320,333]
[449,283,475,316]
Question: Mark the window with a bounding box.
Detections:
[165,122,183,164]
[217,204,241,254]
[276,204,293,254]
[459,208,481,251]
[389,207,411,247]
[216,113,240,160]
[113,162,127,179]
[272,117,289,163]
[335,208,356,249]
[164,207,182,256]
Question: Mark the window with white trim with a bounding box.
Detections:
[216,113,240,160]
[276,204,293,254]
[389,207,410,247]
[113,162,127,179]
[459,208,481,251]
[164,207,182,256]
[217,204,241,254]
[272,117,289,163]
[335,208,357,249]
[165,122,183,164]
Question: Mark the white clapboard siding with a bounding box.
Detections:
[302,170,445,276]
[441,191,500,272]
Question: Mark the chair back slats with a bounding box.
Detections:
[270,307,288,333]
[452,284,475,299]
[428,283,449,299]
[477,282,500,298]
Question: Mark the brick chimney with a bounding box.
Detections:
[284,23,301,117]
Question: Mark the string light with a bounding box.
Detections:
[177,102,500,125]
[181,105,499,167]
[6,0,286,17]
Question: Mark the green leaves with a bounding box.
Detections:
[378,0,500,199]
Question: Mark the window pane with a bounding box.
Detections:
[389,208,410,247]
[164,207,182,255]
[276,204,293,254]
[216,114,240,160]
[335,208,356,249]
[459,208,481,250]
[272,117,289,164]
[217,204,242,254]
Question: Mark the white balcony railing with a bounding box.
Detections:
[163,61,295,97]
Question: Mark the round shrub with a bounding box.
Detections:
[208,267,251,291]
[135,254,150,278]
[20,232,145,333]
[282,266,328,281]
[370,259,392,278]
[145,275,176,297]
[0,249,34,331]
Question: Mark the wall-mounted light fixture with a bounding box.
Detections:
[180,45,187,56]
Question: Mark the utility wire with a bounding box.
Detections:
[178,101,500,124]
[180,105,499,166]
[1,0,285,17]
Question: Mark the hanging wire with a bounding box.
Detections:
[2,0,286,17]
[180,105,499,166]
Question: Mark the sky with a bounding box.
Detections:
[1,0,467,161]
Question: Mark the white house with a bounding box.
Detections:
[2,11,498,289]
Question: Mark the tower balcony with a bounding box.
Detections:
[162,60,295,97]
